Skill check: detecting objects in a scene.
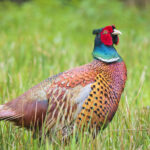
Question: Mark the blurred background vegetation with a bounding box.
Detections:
[0,0,149,149]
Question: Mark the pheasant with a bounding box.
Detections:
[0,25,127,139]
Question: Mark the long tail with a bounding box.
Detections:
[0,104,22,121]
[0,99,48,129]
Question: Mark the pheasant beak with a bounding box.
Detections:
[112,29,122,35]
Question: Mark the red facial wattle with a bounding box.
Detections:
[100,29,113,46]
[100,25,119,46]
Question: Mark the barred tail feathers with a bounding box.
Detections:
[0,104,22,121]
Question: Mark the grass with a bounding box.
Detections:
[0,0,150,149]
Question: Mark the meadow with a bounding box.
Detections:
[0,0,149,149]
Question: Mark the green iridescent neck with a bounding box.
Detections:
[92,43,122,63]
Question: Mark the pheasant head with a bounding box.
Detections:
[92,25,122,63]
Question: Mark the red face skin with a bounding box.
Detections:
[100,25,119,46]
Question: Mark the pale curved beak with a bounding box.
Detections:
[112,29,122,35]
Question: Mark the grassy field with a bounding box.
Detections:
[0,0,150,149]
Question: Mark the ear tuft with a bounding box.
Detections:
[93,29,101,35]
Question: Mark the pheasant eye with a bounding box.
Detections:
[103,30,108,34]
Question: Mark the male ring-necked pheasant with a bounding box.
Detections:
[0,25,127,138]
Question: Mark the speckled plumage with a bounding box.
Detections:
[44,60,127,137]
[76,61,126,131]
[0,25,127,139]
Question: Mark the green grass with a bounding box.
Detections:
[0,0,150,149]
